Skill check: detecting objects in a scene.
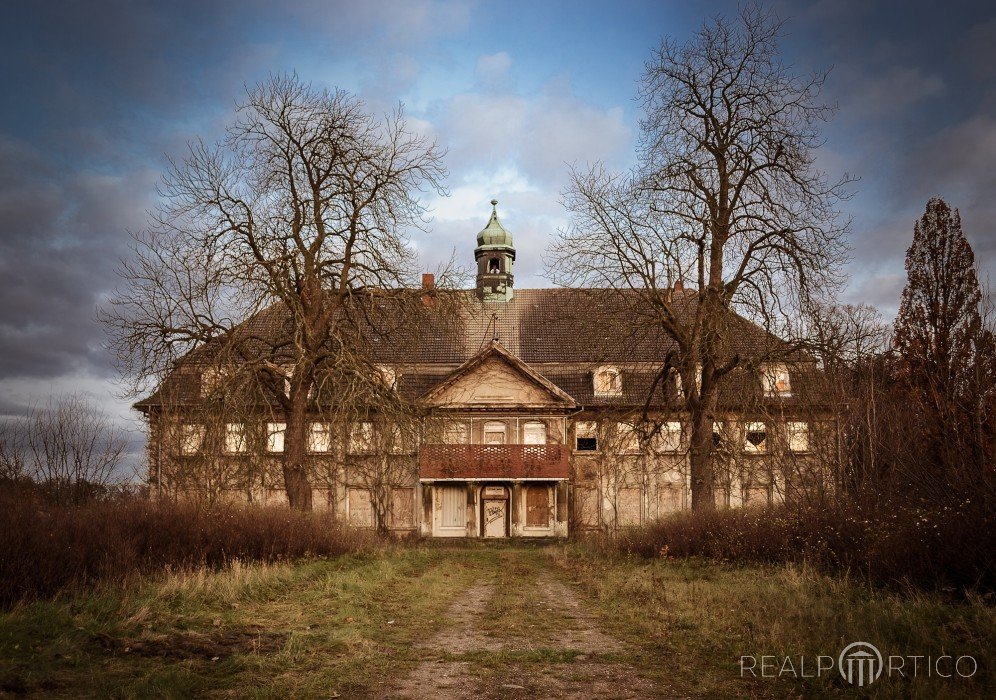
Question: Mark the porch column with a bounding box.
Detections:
[466,481,479,537]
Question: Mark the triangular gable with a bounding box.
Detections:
[420,341,576,409]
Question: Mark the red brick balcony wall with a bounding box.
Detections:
[418,444,570,480]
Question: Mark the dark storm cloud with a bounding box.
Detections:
[780,0,996,311]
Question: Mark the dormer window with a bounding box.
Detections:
[593,366,623,396]
[377,365,398,389]
[762,363,791,397]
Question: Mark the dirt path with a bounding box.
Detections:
[383,548,664,699]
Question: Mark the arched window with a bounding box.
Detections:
[593,365,623,396]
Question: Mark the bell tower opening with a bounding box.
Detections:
[475,199,515,302]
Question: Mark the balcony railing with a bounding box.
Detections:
[419,444,569,480]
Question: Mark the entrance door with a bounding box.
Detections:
[483,499,507,537]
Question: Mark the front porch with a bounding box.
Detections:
[418,444,570,538]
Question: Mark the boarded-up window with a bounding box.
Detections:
[224,423,247,454]
[744,484,770,507]
[523,421,546,445]
[266,422,286,453]
[744,422,767,453]
[657,486,683,514]
[525,485,551,527]
[616,487,642,526]
[762,364,792,397]
[787,421,810,452]
[438,486,465,529]
[178,424,204,455]
[574,486,600,527]
[390,488,416,528]
[349,421,374,454]
[443,421,470,444]
[483,421,506,445]
[348,488,374,527]
[575,421,598,451]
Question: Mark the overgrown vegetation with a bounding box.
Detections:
[0,497,373,607]
[601,500,994,594]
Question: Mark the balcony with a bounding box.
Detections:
[419,444,570,480]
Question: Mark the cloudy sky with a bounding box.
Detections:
[1,0,994,465]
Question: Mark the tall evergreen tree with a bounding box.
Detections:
[894,198,981,406]
[893,197,992,476]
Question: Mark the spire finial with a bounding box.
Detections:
[490,199,498,218]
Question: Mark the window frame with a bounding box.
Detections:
[574,420,598,452]
[223,422,247,455]
[308,421,333,454]
[743,421,767,454]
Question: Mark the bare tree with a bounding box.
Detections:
[8,395,126,505]
[547,6,850,509]
[103,75,452,509]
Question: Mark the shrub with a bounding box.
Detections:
[0,495,374,606]
[607,498,995,594]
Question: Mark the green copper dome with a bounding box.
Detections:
[476,199,514,248]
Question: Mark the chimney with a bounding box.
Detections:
[674,279,684,294]
[421,272,436,307]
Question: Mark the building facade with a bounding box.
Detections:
[137,202,828,538]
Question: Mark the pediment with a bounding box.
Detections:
[420,342,575,409]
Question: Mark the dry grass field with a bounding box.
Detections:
[0,542,991,698]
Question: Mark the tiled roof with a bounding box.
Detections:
[136,288,823,411]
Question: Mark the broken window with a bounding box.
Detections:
[575,421,598,451]
[308,422,333,453]
[744,422,767,453]
[266,422,286,453]
[593,366,623,396]
[522,420,547,445]
[178,424,204,456]
[483,421,506,445]
[349,421,375,454]
[443,421,470,445]
[762,363,792,397]
[223,423,247,454]
[787,421,810,452]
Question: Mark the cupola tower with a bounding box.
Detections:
[474,199,515,302]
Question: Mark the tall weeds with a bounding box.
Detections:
[0,496,373,606]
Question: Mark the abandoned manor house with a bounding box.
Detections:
[137,202,827,539]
